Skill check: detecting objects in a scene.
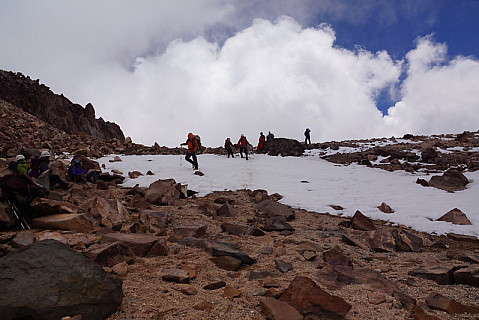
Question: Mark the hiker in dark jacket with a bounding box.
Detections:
[304,128,311,145]
[29,151,69,189]
[224,138,234,158]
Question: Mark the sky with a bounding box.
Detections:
[0,0,478,147]
[97,144,479,237]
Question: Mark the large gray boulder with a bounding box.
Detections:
[0,239,122,320]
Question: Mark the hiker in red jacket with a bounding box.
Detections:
[236,134,251,160]
[224,138,234,158]
[257,132,265,151]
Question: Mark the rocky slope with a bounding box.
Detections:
[0,87,478,319]
[0,70,124,141]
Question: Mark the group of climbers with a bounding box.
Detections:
[0,151,97,227]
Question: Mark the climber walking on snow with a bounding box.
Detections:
[237,134,252,160]
[181,133,200,170]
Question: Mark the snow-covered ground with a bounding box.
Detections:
[98,152,479,237]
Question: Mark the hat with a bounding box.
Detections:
[40,150,51,158]
[16,154,25,161]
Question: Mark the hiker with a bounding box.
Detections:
[180,133,199,170]
[304,128,311,145]
[0,172,47,219]
[266,131,274,141]
[224,138,234,158]
[29,151,69,189]
[68,158,98,183]
[8,154,29,174]
[257,132,266,151]
[236,134,251,160]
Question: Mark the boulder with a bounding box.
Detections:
[408,264,458,285]
[256,200,295,221]
[279,276,351,319]
[263,215,294,232]
[100,232,160,257]
[86,197,130,229]
[83,241,136,267]
[145,179,180,205]
[30,198,79,216]
[221,222,248,235]
[437,208,472,225]
[139,211,171,234]
[11,230,35,248]
[453,265,479,287]
[173,224,207,238]
[0,239,122,320]
[426,292,479,314]
[217,202,238,217]
[210,256,242,271]
[428,169,469,192]
[206,240,256,265]
[259,297,303,320]
[350,210,376,231]
[378,202,394,213]
[259,138,305,157]
[161,269,190,284]
[32,213,98,232]
[366,230,396,252]
[395,230,423,252]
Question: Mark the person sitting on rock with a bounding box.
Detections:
[29,151,69,189]
[257,132,266,151]
[237,134,252,160]
[70,159,89,182]
[8,154,29,174]
[224,138,234,158]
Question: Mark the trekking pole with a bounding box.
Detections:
[6,198,30,230]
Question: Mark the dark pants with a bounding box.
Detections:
[226,147,234,158]
[305,136,311,144]
[185,152,198,168]
[240,147,248,160]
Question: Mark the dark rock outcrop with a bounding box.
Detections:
[0,70,124,141]
[258,138,305,156]
[0,239,122,320]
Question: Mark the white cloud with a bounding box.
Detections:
[0,2,477,147]
[385,36,479,135]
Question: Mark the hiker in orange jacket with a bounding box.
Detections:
[181,133,199,169]
[236,134,251,160]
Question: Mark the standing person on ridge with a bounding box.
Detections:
[304,128,311,145]
[266,131,274,141]
[257,132,266,151]
[181,133,199,170]
[237,134,251,160]
[224,138,234,158]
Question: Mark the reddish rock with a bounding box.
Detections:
[173,224,207,238]
[274,260,293,273]
[428,169,469,192]
[100,233,159,257]
[161,269,190,284]
[256,200,295,221]
[341,234,370,252]
[193,300,213,312]
[409,306,441,320]
[83,241,135,267]
[146,239,168,257]
[378,202,394,213]
[366,230,396,252]
[145,179,180,205]
[426,292,479,314]
[279,276,351,318]
[11,230,35,248]
[86,197,130,229]
[408,264,457,285]
[259,297,303,320]
[216,202,238,217]
[396,230,423,252]
[198,202,218,216]
[32,213,98,232]
[453,265,479,287]
[323,246,353,268]
[437,208,472,225]
[447,233,479,242]
[210,256,242,271]
[128,171,143,179]
[350,210,376,231]
[221,222,247,235]
[223,286,242,299]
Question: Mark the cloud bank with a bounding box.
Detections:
[0,2,478,147]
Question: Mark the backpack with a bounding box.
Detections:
[194,135,202,152]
